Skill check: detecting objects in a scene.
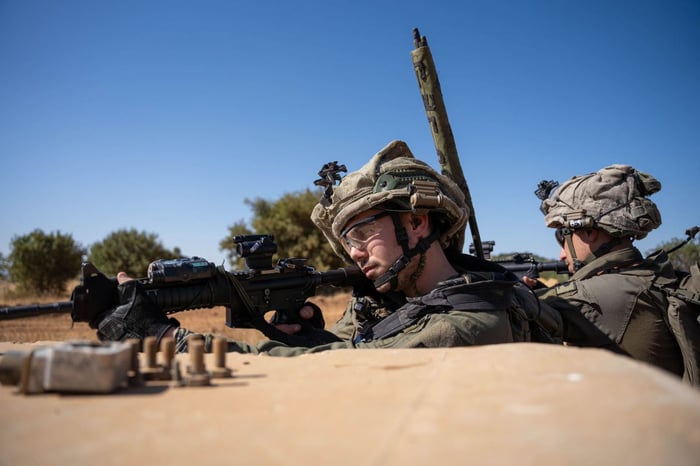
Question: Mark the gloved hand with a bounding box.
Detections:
[260,302,341,347]
[267,301,326,332]
[90,278,180,344]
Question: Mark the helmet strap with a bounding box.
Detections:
[561,229,585,271]
[563,228,622,271]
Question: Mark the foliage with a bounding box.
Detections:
[648,231,700,273]
[0,252,8,280]
[220,189,344,270]
[8,229,86,294]
[88,228,181,277]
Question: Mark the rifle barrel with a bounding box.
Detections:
[498,260,568,275]
[0,301,73,320]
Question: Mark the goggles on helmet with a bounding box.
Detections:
[340,211,391,253]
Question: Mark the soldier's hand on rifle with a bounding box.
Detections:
[90,271,179,344]
[521,276,539,289]
[262,302,342,347]
[270,303,318,335]
[116,272,133,285]
[269,302,325,335]
[521,276,550,290]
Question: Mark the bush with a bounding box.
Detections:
[220,189,344,270]
[88,228,180,277]
[8,229,85,294]
[0,252,8,280]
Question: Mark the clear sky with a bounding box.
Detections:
[1,0,698,269]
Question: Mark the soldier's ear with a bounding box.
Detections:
[410,214,429,231]
[583,229,600,243]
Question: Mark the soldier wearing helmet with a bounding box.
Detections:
[533,164,684,376]
[91,141,562,355]
[302,140,562,349]
[311,139,469,297]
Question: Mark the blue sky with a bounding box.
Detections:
[1,0,698,269]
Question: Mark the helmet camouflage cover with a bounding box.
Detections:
[540,164,662,239]
[311,140,469,261]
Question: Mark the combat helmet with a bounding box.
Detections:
[311,140,469,287]
[539,164,662,239]
[537,164,662,269]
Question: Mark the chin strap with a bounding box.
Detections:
[560,229,584,271]
[562,227,622,272]
[372,212,439,290]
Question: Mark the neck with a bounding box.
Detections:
[410,243,457,297]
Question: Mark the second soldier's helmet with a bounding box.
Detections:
[540,164,662,240]
[311,140,469,261]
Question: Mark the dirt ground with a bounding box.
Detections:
[0,281,351,345]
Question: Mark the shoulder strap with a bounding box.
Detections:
[357,275,514,343]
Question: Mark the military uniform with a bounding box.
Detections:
[183,286,515,356]
[92,140,562,356]
[175,254,561,356]
[537,246,683,376]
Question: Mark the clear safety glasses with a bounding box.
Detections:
[341,211,391,253]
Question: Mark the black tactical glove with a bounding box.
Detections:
[90,279,180,344]
[260,302,341,347]
[267,301,326,330]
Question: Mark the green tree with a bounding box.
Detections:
[88,228,180,277]
[648,231,700,272]
[8,229,85,294]
[220,189,344,270]
[0,252,8,280]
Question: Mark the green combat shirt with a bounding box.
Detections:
[175,255,559,356]
[537,246,684,376]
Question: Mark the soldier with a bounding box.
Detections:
[533,164,684,376]
[92,140,561,355]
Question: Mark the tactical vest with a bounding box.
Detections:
[355,253,562,344]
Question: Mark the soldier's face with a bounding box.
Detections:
[343,210,422,294]
[345,210,397,278]
[558,230,596,272]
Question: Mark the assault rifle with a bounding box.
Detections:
[470,242,569,281]
[0,235,373,325]
[495,253,569,281]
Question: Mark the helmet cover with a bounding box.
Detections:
[540,164,662,239]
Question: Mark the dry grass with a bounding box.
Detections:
[0,278,351,345]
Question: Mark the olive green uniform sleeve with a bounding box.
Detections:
[328,301,357,341]
[174,307,514,357]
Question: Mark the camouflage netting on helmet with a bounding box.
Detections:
[311,140,469,262]
[541,164,662,239]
